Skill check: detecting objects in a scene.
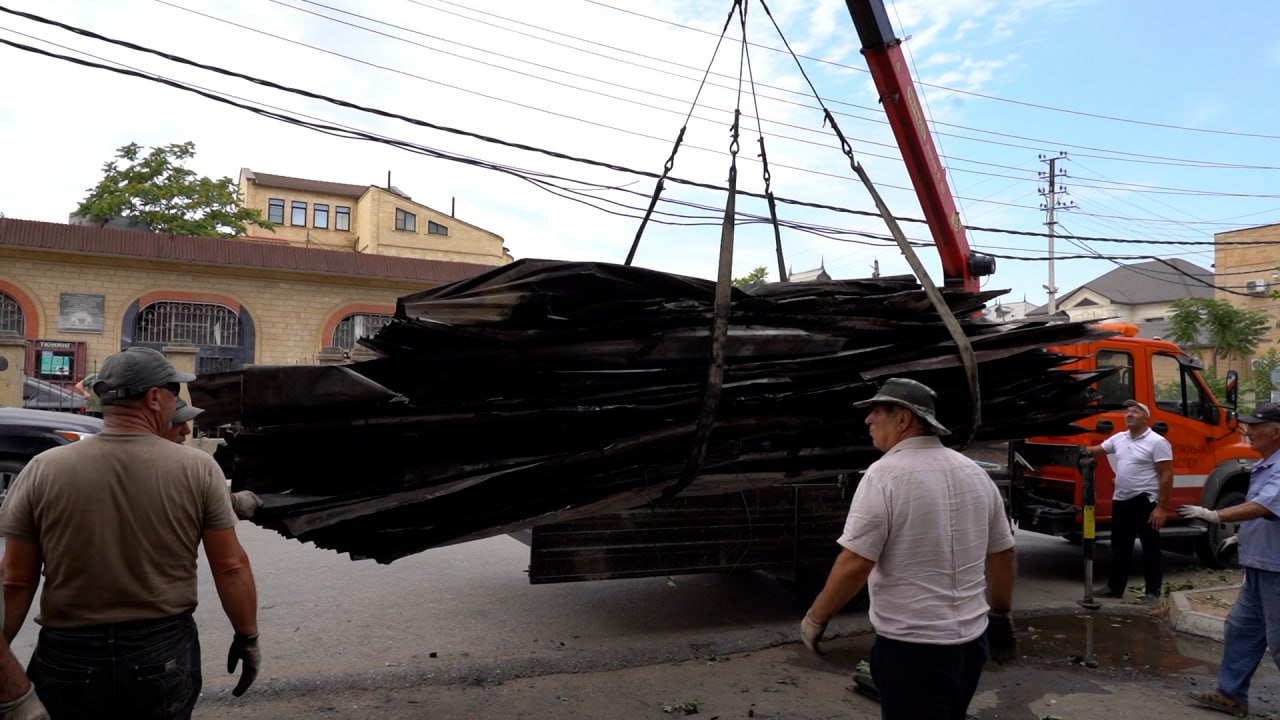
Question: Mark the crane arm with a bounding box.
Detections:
[844,0,994,291]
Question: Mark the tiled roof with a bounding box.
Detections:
[0,218,491,283]
[1029,258,1212,314]
[242,170,380,199]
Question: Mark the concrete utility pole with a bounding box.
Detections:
[1039,152,1074,316]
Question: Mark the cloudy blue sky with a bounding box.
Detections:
[1,0,1277,307]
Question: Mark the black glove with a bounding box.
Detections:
[227,633,260,697]
[987,609,1016,664]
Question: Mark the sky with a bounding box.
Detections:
[2,0,1279,309]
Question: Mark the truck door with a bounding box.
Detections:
[1148,352,1221,509]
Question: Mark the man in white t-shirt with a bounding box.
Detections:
[1087,399,1173,604]
[800,377,1017,719]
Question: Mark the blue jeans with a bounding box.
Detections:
[870,632,989,720]
[28,612,201,720]
[1217,567,1280,704]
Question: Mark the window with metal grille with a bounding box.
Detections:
[335,205,351,231]
[0,292,23,335]
[395,208,416,232]
[267,198,285,224]
[135,302,242,347]
[332,313,393,349]
[428,220,448,235]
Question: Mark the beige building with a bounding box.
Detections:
[1213,223,1280,376]
[238,169,512,266]
[1027,258,1213,338]
[0,218,493,404]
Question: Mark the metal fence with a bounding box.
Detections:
[136,302,241,347]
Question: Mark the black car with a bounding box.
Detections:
[0,406,102,501]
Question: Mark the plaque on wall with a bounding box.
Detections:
[58,292,106,333]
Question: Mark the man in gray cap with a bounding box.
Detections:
[800,377,1016,719]
[1181,402,1280,718]
[163,398,262,520]
[0,346,260,718]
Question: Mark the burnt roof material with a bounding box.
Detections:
[0,218,490,283]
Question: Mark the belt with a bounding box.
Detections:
[43,610,194,639]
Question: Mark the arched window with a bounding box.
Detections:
[332,313,393,349]
[135,301,241,346]
[0,292,24,335]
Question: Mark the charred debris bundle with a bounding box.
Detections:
[191,259,1110,563]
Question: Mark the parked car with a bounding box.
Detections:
[0,405,102,502]
[22,376,86,413]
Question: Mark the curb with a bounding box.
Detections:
[1167,584,1238,642]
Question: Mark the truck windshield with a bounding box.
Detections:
[1153,353,1216,423]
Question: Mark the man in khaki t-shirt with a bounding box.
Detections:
[0,347,260,719]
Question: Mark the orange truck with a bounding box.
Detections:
[1011,323,1256,567]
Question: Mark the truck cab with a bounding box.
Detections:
[1011,323,1257,566]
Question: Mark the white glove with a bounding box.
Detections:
[0,685,50,720]
[1217,534,1239,556]
[801,611,828,655]
[230,491,263,520]
[1177,505,1220,523]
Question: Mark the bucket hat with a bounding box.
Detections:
[853,377,950,435]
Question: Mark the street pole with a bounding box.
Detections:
[1039,153,1072,316]
[1078,452,1101,610]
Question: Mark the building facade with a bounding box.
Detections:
[0,219,493,399]
[1213,223,1280,377]
[238,169,512,266]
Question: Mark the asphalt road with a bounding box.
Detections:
[4,524,1225,712]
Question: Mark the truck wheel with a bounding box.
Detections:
[1195,489,1246,569]
[0,458,26,506]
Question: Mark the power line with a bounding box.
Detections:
[580,0,1280,141]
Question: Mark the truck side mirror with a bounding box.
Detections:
[1095,419,1113,434]
[1225,369,1239,409]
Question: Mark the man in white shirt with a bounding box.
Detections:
[1087,399,1173,604]
[800,377,1017,719]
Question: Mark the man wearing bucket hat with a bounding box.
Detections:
[800,377,1017,718]
[163,398,262,520]
[0,346,261,718]
[1085,399,1173,604]
[1180,403,1280,718]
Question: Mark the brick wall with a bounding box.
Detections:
[0,246,433,372]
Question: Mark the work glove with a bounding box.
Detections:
[801,611,828,655]
[230,491,263,520]
[227,633,261,697]
[1177,505,1220,523]
[0,684,50,720]
[1218,534,1239,556]
[987,609,1017,664]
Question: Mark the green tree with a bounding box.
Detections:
[75,142,271,239]
[1167,297,1270,377]
[733,266,769,289]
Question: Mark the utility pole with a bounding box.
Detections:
[1039,152,1075,316]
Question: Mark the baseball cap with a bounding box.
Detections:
[1239,402,1280,425]
[853,377,951,435]
[93,347,196,403]
[172,397,204,425]
[1123,399,1151,417]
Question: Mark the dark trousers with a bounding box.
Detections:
[29,611,201,720]
[1107,495,1162,597]
[870,632,989,720]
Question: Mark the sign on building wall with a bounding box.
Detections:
[58,292,105,333]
